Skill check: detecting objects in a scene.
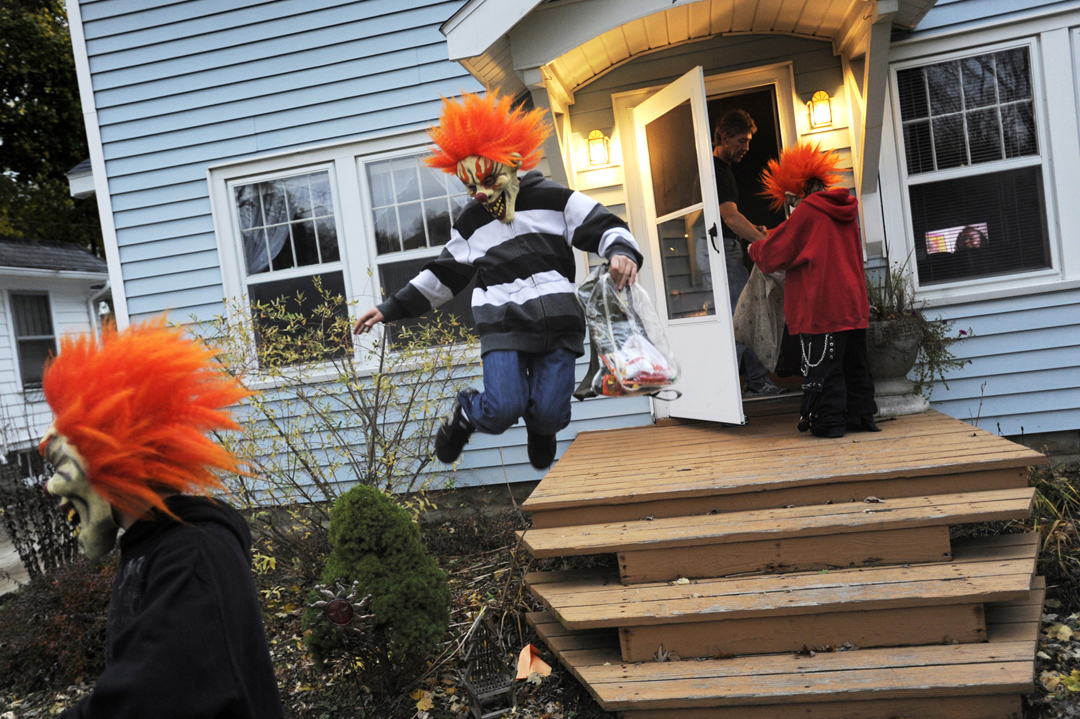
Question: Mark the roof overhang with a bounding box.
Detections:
[0,266,108,280]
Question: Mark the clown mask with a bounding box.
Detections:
[41,423,119,560]
[456,153,523,223]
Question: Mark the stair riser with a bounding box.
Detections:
[617,694,1022,719]
[530,468,1028,529]
[618,603,986,662]
[618,525,951,583]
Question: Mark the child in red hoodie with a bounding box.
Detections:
[747,143,879,438]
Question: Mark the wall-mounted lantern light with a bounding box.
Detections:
[808,91,833,130]
[588,130,610,166]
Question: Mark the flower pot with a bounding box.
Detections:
[866,319,930,417]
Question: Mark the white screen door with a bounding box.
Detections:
[633,66,744,424]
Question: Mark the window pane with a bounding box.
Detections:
[242,228,270,275]
[367,161,394,207]
[419,165,447,199]
[10,294,53,337]
[249,272,351,365]
[910,165,1050,285]
[447,174,467,196]
[927,61,962,115]
[378,258,476,347]
[1003,102,1037,157]
[374,207,400,255]
[425,201,452,246]
[18,338,55,388]
[316,217,340,263]
[285,175,312,219]
[645,100,701,218]
[996,48,1032,102]
[449,193,468,222]
[268,225,294,271]
[897,68,928,121]
[391,156,421,203]
[235,185,262,230]
[658,210,714,319]
[961,55,997,109]
[310,172,333,217]
[904,121,934,175]
[292,220,319,266]
[932,114,966,169]
[967,108,1002,164]
[399,202,426,251]
[260,180,288,226]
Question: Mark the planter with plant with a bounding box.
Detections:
[865,261,972,417]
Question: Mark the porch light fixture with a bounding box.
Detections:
[588,130,610,166]
[808,91,832,130]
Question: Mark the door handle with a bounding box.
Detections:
[709,223,719,253]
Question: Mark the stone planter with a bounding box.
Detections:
[866,320,930,418]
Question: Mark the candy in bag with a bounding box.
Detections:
[577,264,680,397]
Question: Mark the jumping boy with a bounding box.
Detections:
[353,92,642,469]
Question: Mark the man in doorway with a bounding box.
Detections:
[713,109,783,397]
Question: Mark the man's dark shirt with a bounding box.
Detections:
[713,156,740,239]
[61,496,285,719]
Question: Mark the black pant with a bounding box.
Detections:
[798,328,877,433]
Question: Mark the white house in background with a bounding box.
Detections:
[0,237,110,472]
[65,0,1080,484]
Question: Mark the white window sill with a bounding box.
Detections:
[917,270,1079,308]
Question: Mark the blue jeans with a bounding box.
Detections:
[460,349,576,436]
[724,238,769,387]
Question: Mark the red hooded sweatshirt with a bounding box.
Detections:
[747,187,869,335]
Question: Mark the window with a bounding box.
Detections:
[895,46,1052,286]
[231,169,350,362]
[10,293,56,389]
[364,152,476,344]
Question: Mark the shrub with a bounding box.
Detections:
[0,556,114,694]
[0,453,79,580]
[305,484,450,695]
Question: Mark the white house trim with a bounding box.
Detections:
[442,0,545,62]
[65,0,130,330]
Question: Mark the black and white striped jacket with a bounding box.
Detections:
[377,171,643,357]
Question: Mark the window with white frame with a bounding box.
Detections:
[364,151,476,344]
[10,293,56,389]
[896,46,1052,286]
[231,169,350,362]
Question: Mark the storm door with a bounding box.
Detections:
[632,66,743,424]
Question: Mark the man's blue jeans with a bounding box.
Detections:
[724,238,770,388]
[460,349,576,436]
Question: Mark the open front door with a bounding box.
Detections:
[633,67,744,424]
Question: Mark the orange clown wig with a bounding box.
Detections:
[759,141,844,212]
[424,91,551,174]
[42,317,252,517]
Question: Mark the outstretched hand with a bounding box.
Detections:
[353,307,384,335]
[608,254,638,290]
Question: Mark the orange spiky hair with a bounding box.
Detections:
[42,317,252,517]
[759,141,844,212]
[425,91,551,173]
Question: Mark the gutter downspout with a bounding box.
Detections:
[88,280,112,339]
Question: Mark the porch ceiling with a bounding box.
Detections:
[447,0,937,97]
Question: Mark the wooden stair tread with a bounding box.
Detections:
[527,534,1038,629]
[524,411,1044,514]
[519,488,1035,557]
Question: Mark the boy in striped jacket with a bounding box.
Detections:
[354,92,642,470]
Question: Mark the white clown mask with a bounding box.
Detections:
[456,153,523,223]
[41,423,119,560]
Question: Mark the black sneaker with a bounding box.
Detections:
[435,390,477,464]
[846,413,882,433]
[810,424,846,439]
[527,432,557,470]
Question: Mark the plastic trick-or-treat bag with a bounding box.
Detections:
[577,263,680,398]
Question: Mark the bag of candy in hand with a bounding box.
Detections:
[577,263,680,397]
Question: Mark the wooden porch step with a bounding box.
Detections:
[520,488,1034,583]
[525,411,1044,529]
[525,578,1043,718]
[527,534,1037,660]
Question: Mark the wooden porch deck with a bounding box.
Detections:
[519,410,1048,717]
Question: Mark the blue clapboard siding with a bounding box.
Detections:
[78,0,653,490]
[911,0,1073,34]
[924,286,1080,436]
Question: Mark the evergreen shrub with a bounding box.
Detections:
[305,484,450,694]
